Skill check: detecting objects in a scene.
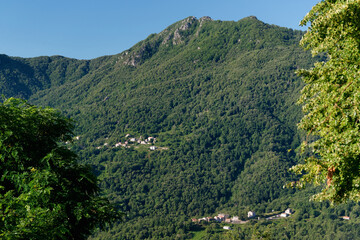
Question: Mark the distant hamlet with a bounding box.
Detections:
[94,134,162,151]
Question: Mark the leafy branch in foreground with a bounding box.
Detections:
[291,0,360,203]
[0,98,122,240]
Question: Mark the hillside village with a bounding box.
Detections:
[193,208,351,230]
[192,209,295,226]
[93,134,165,151]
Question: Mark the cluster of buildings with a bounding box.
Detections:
[192,209,295,225]
[192,213,248,224]
[266,208,293,220]
[127,134,157,145]
[192,208,352,226]
[97,134,158,150]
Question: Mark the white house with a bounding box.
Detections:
[248,211,256,218]
[150,146,157,150]
[285,208,293,215]
[223,226,231,230]
[199,217,207,222]
[280,213,288,218]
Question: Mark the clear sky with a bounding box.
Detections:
[0,0,320,60]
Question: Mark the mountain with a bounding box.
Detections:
[1,16,359,239]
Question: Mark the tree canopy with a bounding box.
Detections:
[291,0,360,203]
[3,16,354,239]
[0,98,121,239]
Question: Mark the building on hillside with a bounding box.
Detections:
[198,217,207,223]
[150,146,157,150]
[206,217,214,222]
[223,226,231,230]
[285,208,293,215]
[217,213,229,219]
[280,213,288,218]
[248,211,256,218]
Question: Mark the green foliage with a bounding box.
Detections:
[0,98,121,239]
[291,0,360,203]
[194,189,360,239]
[0,54,90,99]
[1,15,354,239]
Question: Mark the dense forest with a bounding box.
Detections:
[1,16,360,239]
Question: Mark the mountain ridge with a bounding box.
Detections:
[1,17,356,239]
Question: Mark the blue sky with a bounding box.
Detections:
[0,0,320,60]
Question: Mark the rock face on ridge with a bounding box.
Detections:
[123,16,215,66]
[120,15,293,68]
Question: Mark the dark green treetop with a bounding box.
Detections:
[0,98,122,239]
[291,0,360,203]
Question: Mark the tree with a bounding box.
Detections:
[291,0,360,203]
[0,98,122,239]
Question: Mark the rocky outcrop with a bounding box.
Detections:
[122,16,214,66]
[196,16,213,36]
[179,16,197,30]
[162,16,213,45]
[122,41,160,67]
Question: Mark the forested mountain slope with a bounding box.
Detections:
[2,16,360,239]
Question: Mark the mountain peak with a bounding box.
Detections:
[199,16,213,21]
[246,15,258,20]
[119,15,301,67]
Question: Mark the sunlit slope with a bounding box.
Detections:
[0,16,320,239]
